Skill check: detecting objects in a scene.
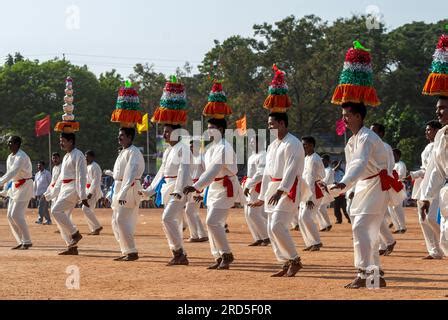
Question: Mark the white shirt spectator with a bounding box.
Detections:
[34,169,51,197]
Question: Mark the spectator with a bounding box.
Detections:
[34,161,52,225]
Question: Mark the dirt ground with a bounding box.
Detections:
[0,207,447,300]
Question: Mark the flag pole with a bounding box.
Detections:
[48,131,52,171]
[146,126,150,174]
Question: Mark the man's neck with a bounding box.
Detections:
[123,143,132,149]
[278,130,288,140]
[66,147,75,153]
[351,124,363,135]
[11,148,19,155]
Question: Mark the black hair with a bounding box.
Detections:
[341,102,367,120]
[392,148,402,158]
[38,160,45,166]
[322,154,331,162]
[426,120,443,130]
[61,133,76,145]
[207,118,227,131]
[52,152,61,158]
[85,150,95,158]
[371,123,386,136]
[439,96,448,101]
[302,136,316,147]
[120,127,136,141]
[9,136,22,147]
[164,124,182,130]
[268,112,289,128]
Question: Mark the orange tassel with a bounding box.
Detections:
[263,95,292,111]
[331,84,380,107]
[54,121,80,133]
[203,102,232,118]
[111,109,143,124]
[151,107,187,125]
[423,73,448,96]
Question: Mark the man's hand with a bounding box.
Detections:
[87,193,93,200]
[170,193,182,200]
[81,199,90,208]
[306,201,315,210]
[193,195,204,203]
[249,200,265,208]
[183,186,197,195]
[119,200,127,206]
[420,200,430,222]
[268,190,284,206]
[330,183,347,191]
[243,188,250,197]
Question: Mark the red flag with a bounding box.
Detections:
[35,115,51,137]
[336,119,346,136]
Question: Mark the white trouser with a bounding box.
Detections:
[52,199,78,246]
[244,204,268,241]
[112,206,139,255]
[388,205,406,230]
[417,199,443,258]
[379,215,395,250]
[206,207,231,259]
[298,205,321,248]
[352,213,384,277]
[7,200,32,245]
[81,197,102,232]
[317,204,332,229]
[162,200,185,252]
[268,210,299,263]
[440,216,448,256]
[185,202,207,239]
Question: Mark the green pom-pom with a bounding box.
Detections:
[268,88,288,95]
[339,69,373,86]
[160,99,187,109]
[432,61,448,74]
[125,80,132,88]
[170,75,178,83]
[208,92,227,103]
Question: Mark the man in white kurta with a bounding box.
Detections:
[370,124,397,257]
[43,153,62,212]
[420,97,448,257]
[250,113,306,277]
[331,104,404,289]
[185,119,242,270]
[0,136,34,250]
[51,133,88,255]
[112,128,145,261]
[141,125,191,265]
[319,155,335,230]
[82,151,103,235]
[388,149,407,233]
[410,121,444,259]
[184,139,208,242]
[243,136,269,246]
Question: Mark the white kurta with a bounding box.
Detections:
[86,161,103,200]
[258,133,306,213]
[55,148,88,204]
[340,127,392,216]
[112,145,145,209]
[0,149,33,202]
[193,139,241,210]
[144,142,191,205]
[112,144,145,255]
[43,164,61,201]
[184,152,208,239]
[0,149,33,245]
[244,151,268,242]
[410,143,434,200]
[420,125,448,255]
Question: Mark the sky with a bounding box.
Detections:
[1,0,447,78]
